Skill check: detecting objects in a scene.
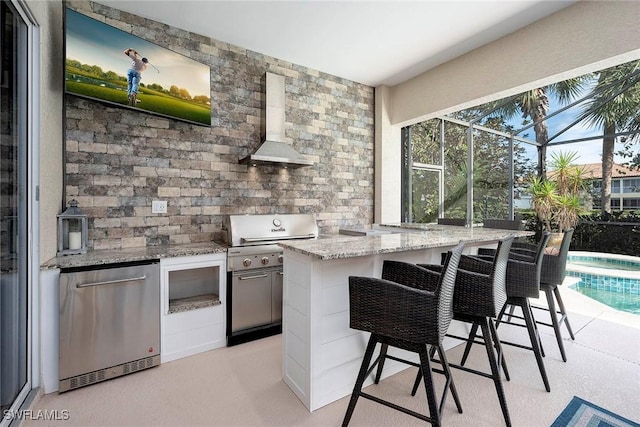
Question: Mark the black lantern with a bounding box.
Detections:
[57,199,88,256]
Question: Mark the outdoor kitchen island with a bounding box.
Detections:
[277,223,534,412]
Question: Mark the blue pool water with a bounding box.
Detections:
[566,252,640,316]
[569,283,640,315]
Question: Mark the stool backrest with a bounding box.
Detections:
[438,218,466,226]
[532,232,552,283]
[505,231,551,298]
[483,218,523,230]
[541,228,574,286]
[437,242,465,339]
[492,236,514,315]
[364,242,465,344]
[452,235,513,318]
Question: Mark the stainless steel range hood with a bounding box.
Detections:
[239,72,313,168]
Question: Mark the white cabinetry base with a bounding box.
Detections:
[282,247,470,412]
[160,253,226,363]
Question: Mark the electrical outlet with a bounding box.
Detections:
[152,200,167,214]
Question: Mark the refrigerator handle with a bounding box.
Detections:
[76,276,146,288]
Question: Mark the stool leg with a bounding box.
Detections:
[437,344,463,414]
[460,320,509,380]
[480,318,512,427]
[554,287,575,340]
[545,286,568,362]
[497,303,516,325]
[412,346,436,396]
[342,335,379,426]
[411,369,422,397]
[374,343,388,384]
[488,319,510,381]
[529,306,546,357]
[495,303,508,329]
[411,344,464,415]
[418,346,441,427]
[460,323,479,366]
[495,303,513,376]
[522,299,550,392]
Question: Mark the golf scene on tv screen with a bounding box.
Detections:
[65,8,211,126]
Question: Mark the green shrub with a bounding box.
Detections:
[519,210,640,256]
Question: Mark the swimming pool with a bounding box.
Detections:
[566,252,640,315]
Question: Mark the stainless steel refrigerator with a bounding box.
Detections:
[59,261,160,392]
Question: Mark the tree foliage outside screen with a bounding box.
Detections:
[406,59,640,223]
[407,112,536,224]
[65,9,211,126]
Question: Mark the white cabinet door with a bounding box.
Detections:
[160,253,226,363]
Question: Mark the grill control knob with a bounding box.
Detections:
[261,257,270,265]
[278,255,284,264]
[242,258,252,267]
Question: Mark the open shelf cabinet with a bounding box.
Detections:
[160,253,226,363]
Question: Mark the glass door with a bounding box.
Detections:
[1,0,30,419]
[411,167,442,223]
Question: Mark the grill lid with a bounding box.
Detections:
[222,214,318,247]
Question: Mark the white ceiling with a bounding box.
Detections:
[95,1,576,87]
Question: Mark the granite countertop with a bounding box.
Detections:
[168,293,221,314]
[41,241,229,270]
[278,224,533,260]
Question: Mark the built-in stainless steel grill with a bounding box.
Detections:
[222,214,318,345]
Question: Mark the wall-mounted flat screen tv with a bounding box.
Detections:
[65,8,211,126]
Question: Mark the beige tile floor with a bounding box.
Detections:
[22,284,640,427]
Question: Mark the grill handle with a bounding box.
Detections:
[238,273,269,280]
[241,234,316,243]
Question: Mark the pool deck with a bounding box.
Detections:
[23,274,640,427]
[567,251,640,280]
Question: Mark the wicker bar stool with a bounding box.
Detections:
[477,229,575,362]
[461,232,552,392]
[417,235,515,427]
[534,228,575,362]
[342,243,465,427]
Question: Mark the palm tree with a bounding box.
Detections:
[581,60,640,213]
[485,79,589,178]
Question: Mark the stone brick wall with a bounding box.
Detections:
[65,1,374,250]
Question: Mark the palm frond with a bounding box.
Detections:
[547,76,593,104]
[581,60,640,130]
